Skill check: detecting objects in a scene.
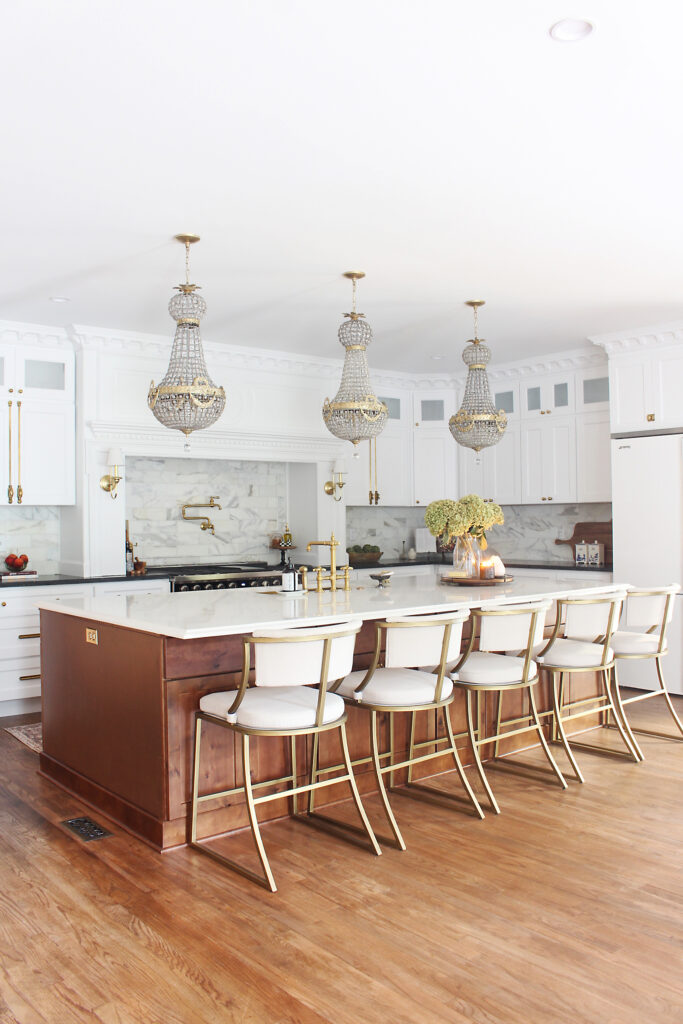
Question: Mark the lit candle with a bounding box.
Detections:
[480,559,495,580]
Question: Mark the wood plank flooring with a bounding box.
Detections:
[0,692,681,1024]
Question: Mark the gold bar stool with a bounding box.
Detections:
[535,590,640,782]
[453,600,567,814]
[332,609,483,851]
[609,584,682,759]
[190,619,381,892]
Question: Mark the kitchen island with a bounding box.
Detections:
[36,569,617,850]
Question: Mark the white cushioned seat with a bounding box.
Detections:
[536,638,613,669]
[336,667,453,707]
[456,651,538,687]
[611,631,666,656]
[200,686,345,730]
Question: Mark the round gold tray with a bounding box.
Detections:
[440,574,514,586]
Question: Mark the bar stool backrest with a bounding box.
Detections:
[625,584,680,631]
[563,591,626,642]
[252,619,362,687]
[384,610,470,669]
[478,600,551,653]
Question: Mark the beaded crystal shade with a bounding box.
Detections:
[449,300,507,452]
[148,235,225,446]
[322,272,387,445]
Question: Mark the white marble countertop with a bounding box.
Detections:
[35,566,617,640]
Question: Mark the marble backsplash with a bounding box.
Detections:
[126,457,287,566]
[346,502,612,565]
[0,507,61,575]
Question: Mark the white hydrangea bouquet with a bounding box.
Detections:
[424,494,504,551]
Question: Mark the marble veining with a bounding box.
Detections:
[125,457,286,565]
[346,502,612,565]
[0,507,61,575]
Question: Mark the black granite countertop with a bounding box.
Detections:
[352,556,612,573]
[0,572,172,588]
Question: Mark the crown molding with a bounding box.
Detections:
[0,319,71,349]
[486,346,607,382]
[588,320,683,355]
[86,419,347,463]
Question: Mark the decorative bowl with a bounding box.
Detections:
[369,571,393,588]
[347,551,383,567]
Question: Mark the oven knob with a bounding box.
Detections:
[178,584,189,592]
[215,582,226,589]
[192,584,202,591]
[249,579,260,586]
[203,582,214,590]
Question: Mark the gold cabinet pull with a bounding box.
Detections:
[7,400,13,503]
[19,674,41,681]
[18,633,40,639]
[646,413,655,422]
[16,399,22,504]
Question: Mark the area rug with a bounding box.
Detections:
[5,722,43,754]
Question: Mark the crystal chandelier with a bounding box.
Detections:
[148,234,226,449]
[322,272,388,445]
[449,300,507,452]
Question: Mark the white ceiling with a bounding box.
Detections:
[2,1,682,373]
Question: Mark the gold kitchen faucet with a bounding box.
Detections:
[304,532,351,592]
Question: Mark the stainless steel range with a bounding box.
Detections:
[165,563,286,591]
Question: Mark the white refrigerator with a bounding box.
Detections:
[611,433,683,695]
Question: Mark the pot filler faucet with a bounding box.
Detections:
[181,496,222,535]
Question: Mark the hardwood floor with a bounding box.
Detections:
[1,694,682,1024]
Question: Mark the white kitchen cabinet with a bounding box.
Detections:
[521,374,574,419]
[521,415,576,504]
[92,579,170,598]
[576,411,611,502]
[491,382,520,421]
[413,432,456,507]
[343,430,413,506]
[458,423,521,505]
[609,346,683,433]
[576,369,610,413]
[0,345,75,506]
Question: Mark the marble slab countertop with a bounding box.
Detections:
[35,565,618,641]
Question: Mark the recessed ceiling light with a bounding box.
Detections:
[49,296,70,303]
[431,354,444,361]
[549,18,594,42]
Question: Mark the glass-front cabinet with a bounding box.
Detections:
[0,344,75,506]
[521,374,575,419]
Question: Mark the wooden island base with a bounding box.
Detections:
[38,608,603,851]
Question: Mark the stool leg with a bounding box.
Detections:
[242,734,277,893]
[388,712,396,790]
[600,669,640,762]
[339,722,382,857]
[370,709,406,850]
[610,664,644,760]
[443,704,485,819]
[190,715,203,843]
[407,711,416,784]
[290,736,299,815]
[551,672,585,783]
[308,732,320,814]
[656,658,683,736]
[494,690,504,758]
[466,689,500,814]
[528,684,567,789]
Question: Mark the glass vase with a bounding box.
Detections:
[453,534,481,578]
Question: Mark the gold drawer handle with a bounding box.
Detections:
[19,674,41,681]
[18,633,40,639]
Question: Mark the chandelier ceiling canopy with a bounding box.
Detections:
[322,271,388,446]
[449,300,507,453]
[148,234,226,448]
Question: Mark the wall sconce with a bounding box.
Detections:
[100,447,124,500]
[323,460,347,502]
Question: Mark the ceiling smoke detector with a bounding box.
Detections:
[549,19,594,42]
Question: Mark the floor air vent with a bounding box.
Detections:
[62,816,112,842]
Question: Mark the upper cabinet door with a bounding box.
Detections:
[520,422,546,502]
[484,423,521,505]
[576,411,611,502]
[491,383,520,421]
[413,389,457,429]
[10,346,75,403]
[543,415,577,503]
[609,355,652,433]
[576,369,610,413]
[654,347,683,430]
[413,432,456,506]
[18,399,76,505]
[522,374,575,419]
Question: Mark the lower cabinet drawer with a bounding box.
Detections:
[0,658,42,701]
[0,620,41,661]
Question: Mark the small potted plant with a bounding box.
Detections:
[424,495,503,575]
